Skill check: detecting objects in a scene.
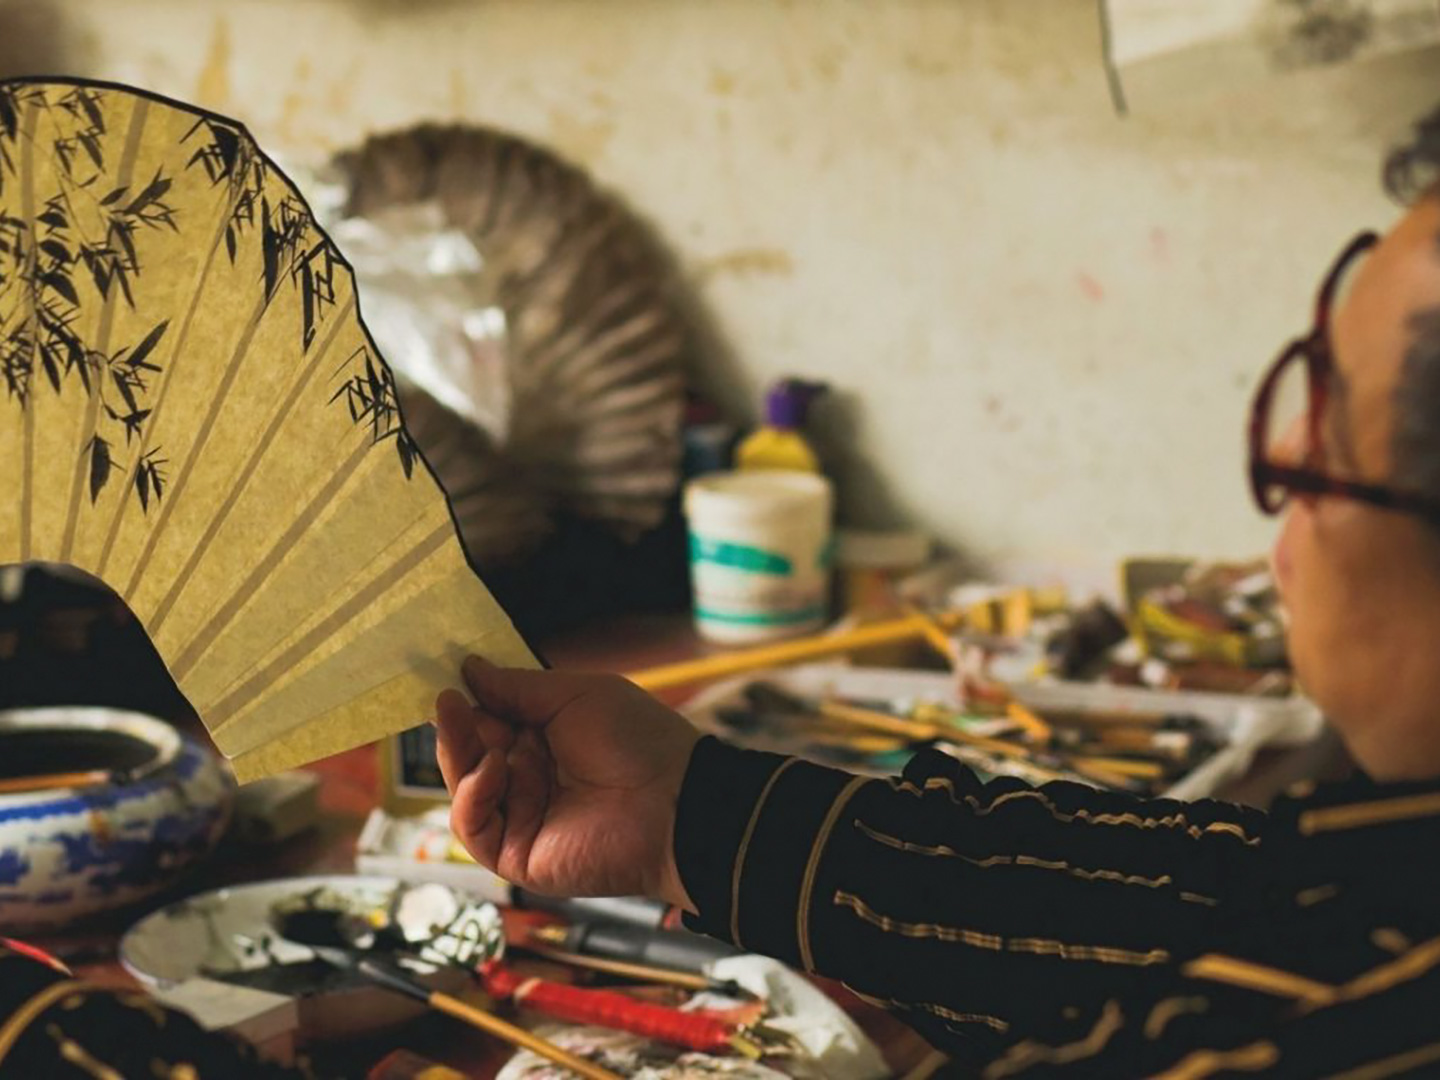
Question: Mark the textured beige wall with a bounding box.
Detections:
[7,0,1438,584]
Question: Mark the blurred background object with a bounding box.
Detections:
[1102,0,1440,110]
[316,124,693,636]
[4,0,1433,590]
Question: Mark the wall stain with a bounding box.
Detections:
[1076,271,1105,303]
[547,108,617,165]
[276,57,312,144]
[710,68,737,96]
[814,45,847,82]
[694,247,796,284]
[902,48,955,78]
[325,61,360,116]
[195,15,231,110]
[1149,226,1170,265]
[450,69,467,115]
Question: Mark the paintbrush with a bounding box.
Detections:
[516,939,751,999]
[0,769,113,796]
[305,945,621,1080]
[272,907,620,1079]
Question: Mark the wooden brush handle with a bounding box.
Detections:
[0,770,110,795]
[820,700,1027,759]
[428,990,622,1080]
[519,943,714,992]
[628,611,963,691]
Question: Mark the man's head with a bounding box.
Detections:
[1269,104,1440,779]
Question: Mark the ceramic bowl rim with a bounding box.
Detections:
[0,706,182,807]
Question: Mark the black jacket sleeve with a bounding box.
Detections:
[674,737,1269,1064]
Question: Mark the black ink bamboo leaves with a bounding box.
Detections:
[0,83,180,510]
[331,346,419,479]
[0,80,422,522]
[183,115,343,350]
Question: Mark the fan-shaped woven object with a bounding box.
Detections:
[0,79,536,781]
[327,124,686,567]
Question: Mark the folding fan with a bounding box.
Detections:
[0,78,538,781]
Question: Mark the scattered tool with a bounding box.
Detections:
[314,946,621,1080]
[515,940,748,999]
[529,918,739,974]
[739,682,1220,796]
[479,961,762,1057]
[272,907,621,1080]
[0,769,112,795]
[628,610,965,692]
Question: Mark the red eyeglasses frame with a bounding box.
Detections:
[1247,230,1440,527]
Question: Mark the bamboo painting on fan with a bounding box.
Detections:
[0,78,537,782]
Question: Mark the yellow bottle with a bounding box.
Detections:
[735,379,826,473]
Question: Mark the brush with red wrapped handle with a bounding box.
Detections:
[479,960,763,1057]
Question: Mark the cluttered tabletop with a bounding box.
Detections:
[0,560,1346,1080]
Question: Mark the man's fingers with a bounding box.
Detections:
[496,729,551,884]
[462,657,592,727]
[434,688,514,794]
[450,750,507,871]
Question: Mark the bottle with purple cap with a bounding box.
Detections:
[735,378,827,473]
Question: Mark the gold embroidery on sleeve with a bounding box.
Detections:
[890,777,1261,845]
[53,1029,124,1080]
[1370,928,1412,955]
[982,1000,1124,1078]
[853,819,1219,904]
[1144,996,1210,1040]
[730,757,800,948]
[1320,935,1440,1008]
[797,775,871,972]
[1323,1039,1440,1080]
[918,1001,1010,1033]
[1191,935,1440,1017]
[1296,884,1340,907]
[856,990,1012,1033]
[1183,954,1335,1005]
[1148,1041,1280,1079]
[834,890,1169,966]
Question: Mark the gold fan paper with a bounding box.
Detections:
[0,79,537,782]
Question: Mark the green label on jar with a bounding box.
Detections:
[689,535,793,576]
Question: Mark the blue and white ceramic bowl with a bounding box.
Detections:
[0,707,234,933]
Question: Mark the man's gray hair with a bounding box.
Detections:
[1386,105,1440,508]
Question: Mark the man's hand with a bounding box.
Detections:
[435,658,702,910]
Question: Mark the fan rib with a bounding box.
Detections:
[118,288,267,604]
[148,295,356,636]
[167,432,373,682]
[93,164,251,581]
[203,520,453,736]
[17,97,38,562]
[58,96,150,563]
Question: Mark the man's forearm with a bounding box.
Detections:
[673,737,1268,1056]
